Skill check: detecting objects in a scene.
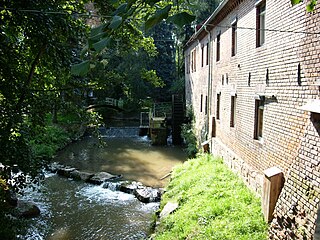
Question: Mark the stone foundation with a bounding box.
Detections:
[210,138,263,195]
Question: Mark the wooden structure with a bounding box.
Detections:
[262,167,284,222]
[87,97,124,111]
[149,117,167,145]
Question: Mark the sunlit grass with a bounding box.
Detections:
[154,154,268,240]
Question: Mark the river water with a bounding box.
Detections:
[18,127,186,239]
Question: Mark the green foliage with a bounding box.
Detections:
[71,60,91,76]
[181,107,198,158]
[145,5,172,31]
[141,69,165,88]
[30,125,71,162]
[169,76,185,96]
[291,0,317,11]
[167,12,196,28]
[155,154,268,240]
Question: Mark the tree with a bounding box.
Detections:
[0,1,91,236]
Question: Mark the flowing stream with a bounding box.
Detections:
[18,127,186,239]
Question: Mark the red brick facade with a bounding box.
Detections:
[184,0,320,239]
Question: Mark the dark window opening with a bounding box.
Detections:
[216,33,221,62]
[201,45,204,67]
[256,1,266,47]
[254,98,265,140]
[231,21,237,56]
[206,42,209,65]
[212,117,216,137]
[216,93,221,120]
[205,95,208,115]
[230,96,236,127]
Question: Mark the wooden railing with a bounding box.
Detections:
[87,97,124,110]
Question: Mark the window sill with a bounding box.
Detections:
[254,137,264,145]
[255,44,267,52]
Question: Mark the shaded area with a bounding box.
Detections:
[54,136,186,188]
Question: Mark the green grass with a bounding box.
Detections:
[154,154,268,240]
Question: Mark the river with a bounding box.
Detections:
[18,127,186,239]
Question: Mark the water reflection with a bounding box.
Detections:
[55,135,186,188]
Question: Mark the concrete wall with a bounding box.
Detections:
[184,0,320,238]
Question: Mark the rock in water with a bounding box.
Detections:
[16,200,40,218]
[119,181,144,194]
[69,170,94,182]
[88,172,121,185]
[46,162,65,173]
[57,166,77,178]
[134,187,161,203]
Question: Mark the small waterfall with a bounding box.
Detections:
[99,127,140,138]
[102,181,122,191]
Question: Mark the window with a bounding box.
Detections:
[201,45,204,67]
[191,51,194,72]
[191,49,197,72]
[200,94,203,112]
[212,117,216,137]
[231,21,237,56]
[205,95,208,115]
[216,93,221,120]
[193,49,197,72]
[254,98,264,140]
[216,33,220,62]
[256,0,266,47]
[206,42,209,65]
[230,96,236,127]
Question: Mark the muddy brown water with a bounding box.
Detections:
[19,129,186,239]
[56,135,186,188]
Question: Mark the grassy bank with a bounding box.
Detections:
[153,154,268,240]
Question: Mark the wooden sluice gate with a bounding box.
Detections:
[149,117,167,145]
[139,95,184,146]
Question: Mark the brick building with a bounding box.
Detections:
[184,0,320,238]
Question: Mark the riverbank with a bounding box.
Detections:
[152,154,268,240]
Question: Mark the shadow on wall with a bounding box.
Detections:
[311,113,320,136]
[315,207,320,240]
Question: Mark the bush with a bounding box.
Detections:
[30,125,71,162]
[180,106,198,158]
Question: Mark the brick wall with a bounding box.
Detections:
[185,36,210,143]
[184,0,320,238]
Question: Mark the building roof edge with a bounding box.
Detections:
[184,0,229,49]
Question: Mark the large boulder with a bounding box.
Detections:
[88,172,122,185]
[16,200,40,218]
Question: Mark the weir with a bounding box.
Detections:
[99,127,140,138]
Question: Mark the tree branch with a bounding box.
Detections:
[16,44,47,110]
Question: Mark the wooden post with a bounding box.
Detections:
[262,166,284,222]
